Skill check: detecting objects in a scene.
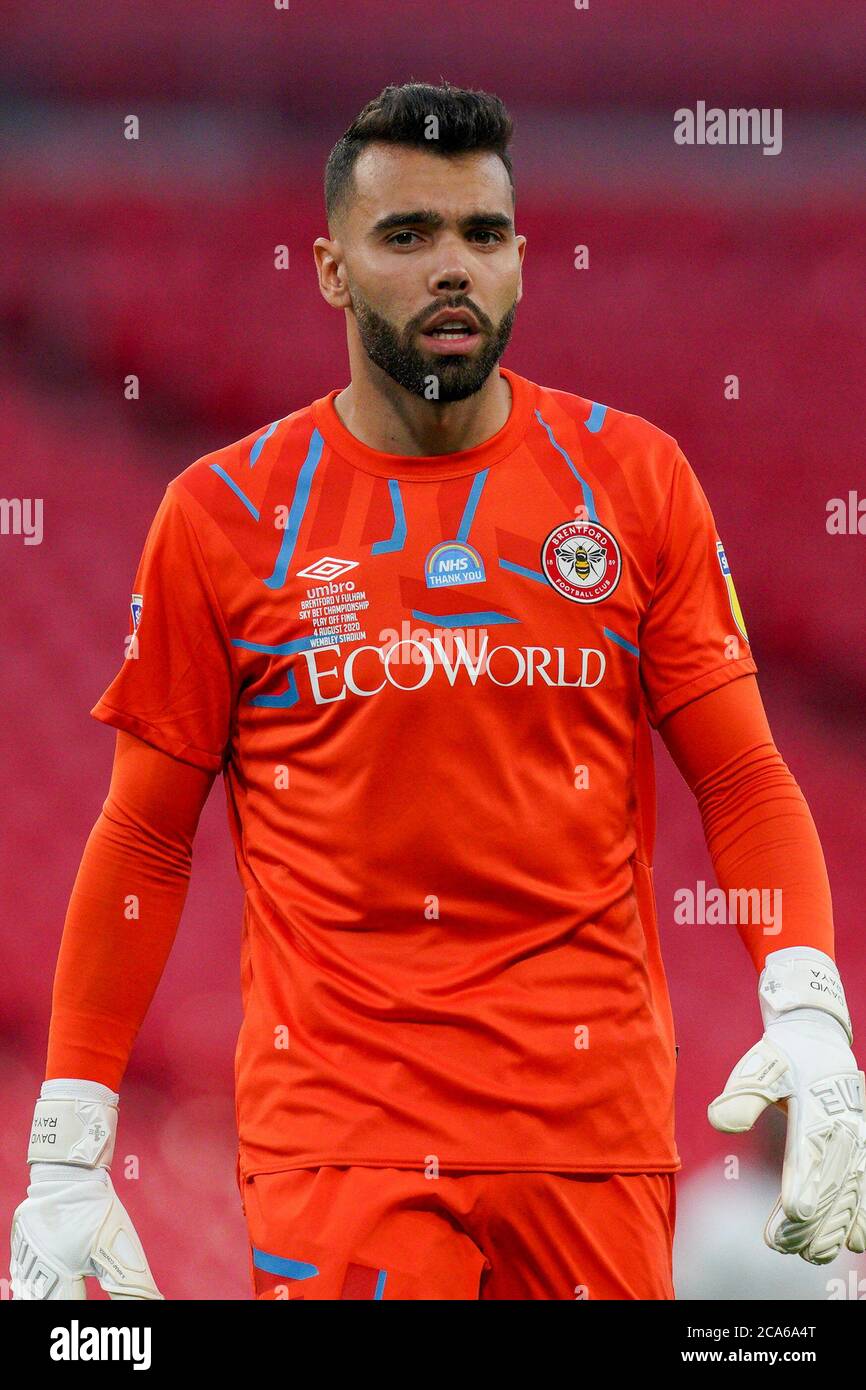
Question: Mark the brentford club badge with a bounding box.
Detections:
[540,520,622,604]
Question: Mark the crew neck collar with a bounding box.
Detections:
[310,366,535,481]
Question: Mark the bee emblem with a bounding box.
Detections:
[554,541,606,584]
[541,521,622,604]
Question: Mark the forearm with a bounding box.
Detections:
[46,805,193,1090]
[46,730,214,1091]
[692,744,834,968]
[659,675,834,970]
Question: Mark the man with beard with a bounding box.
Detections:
[11,82,865,1302]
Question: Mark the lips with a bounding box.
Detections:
[422,308,480,334]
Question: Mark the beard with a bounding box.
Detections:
[348,287,518,403]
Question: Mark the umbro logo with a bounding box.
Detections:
[295,556,359,581]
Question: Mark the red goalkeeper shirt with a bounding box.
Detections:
[92,366,757,1178]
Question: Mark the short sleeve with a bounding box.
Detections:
[639,448,757,728]
[91,484,236,772]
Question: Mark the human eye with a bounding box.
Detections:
[387,229,421,246]
[468,228,505,246]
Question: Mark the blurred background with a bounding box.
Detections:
[1,0,864,1300]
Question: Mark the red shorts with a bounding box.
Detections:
[241,1166,676,1300]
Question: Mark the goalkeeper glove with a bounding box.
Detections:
[708,945,866,1265]
[10,1078,163,1300]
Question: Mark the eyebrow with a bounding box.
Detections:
[369,209,514,236]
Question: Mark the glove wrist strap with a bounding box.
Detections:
[759,952,852,1044]
[27,1097,118,1168]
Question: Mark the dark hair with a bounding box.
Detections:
[325,81,515,227]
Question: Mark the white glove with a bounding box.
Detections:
[708,946,866,1265]
[10,1078,163,1300]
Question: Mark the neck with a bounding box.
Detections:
[333,354,512,457]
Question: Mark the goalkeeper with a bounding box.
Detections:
[10,79,866,1300]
